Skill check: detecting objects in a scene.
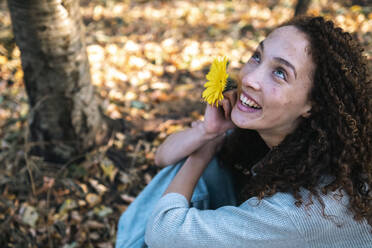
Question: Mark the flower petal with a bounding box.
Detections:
[202,57,228,106]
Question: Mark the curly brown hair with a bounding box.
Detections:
[219,16,372,228]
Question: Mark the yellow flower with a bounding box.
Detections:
[202,57,229,107]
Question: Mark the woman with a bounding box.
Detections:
[116,16,371,248]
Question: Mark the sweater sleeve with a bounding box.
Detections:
[145,192,306,248]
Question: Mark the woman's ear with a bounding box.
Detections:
[301,102,312,118]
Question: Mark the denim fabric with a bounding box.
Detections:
[115,158,237,248]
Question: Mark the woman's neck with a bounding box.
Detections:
[257,119,303,148]
[258,132,283,149]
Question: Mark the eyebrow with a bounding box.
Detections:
[273,57,297,79]
[258,41,298,79]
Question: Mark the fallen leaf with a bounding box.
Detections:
[21,205,39,227]
[89,179,108,195]
[100,158,118,182]
[59,198,77,214]
[86,193,101,207]
[94,205,113,217]
[120,194,135,203]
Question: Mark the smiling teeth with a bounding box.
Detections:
[240,94,261,109]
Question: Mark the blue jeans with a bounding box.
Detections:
[115,158,237,248]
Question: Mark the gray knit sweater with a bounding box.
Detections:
[145,189,372,248]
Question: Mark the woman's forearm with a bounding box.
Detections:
[154,123,217,167]
[162,154,207,201]
[162,134,224,201]
[155,98,236,167]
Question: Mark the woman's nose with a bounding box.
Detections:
[241,73,261,91]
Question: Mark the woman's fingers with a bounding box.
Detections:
[202,90,237,135]
[221,98,231,120]
[221,90,237,120]
[224,90,237,107]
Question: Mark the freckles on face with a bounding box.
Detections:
[268,84,291,106]
[285,100,293,106]
[233,25,315,145]
[271,87,276,95]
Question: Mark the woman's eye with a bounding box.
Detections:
[250,52,260,63]
[274,68,287,80]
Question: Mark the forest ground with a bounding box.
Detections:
[0,0,371,247]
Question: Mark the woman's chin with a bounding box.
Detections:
[231,104,262,129]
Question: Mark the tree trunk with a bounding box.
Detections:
[294,0,311,16]
[7,0,110,163]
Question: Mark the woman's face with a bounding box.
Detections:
[231,25,315,147]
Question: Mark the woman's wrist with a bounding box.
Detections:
[195,120,220,141]
[190,133,225,164]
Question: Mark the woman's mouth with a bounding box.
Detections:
[237,93,262,112]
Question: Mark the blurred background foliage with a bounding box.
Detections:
[0,0,370,247]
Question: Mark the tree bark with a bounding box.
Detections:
[7,0,110,163]
[294,0,311,16]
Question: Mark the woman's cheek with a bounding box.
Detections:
[263,84,280,101]
[272,81,285,96]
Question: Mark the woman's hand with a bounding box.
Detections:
[154,90,237,167]
[200,90,237,138]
